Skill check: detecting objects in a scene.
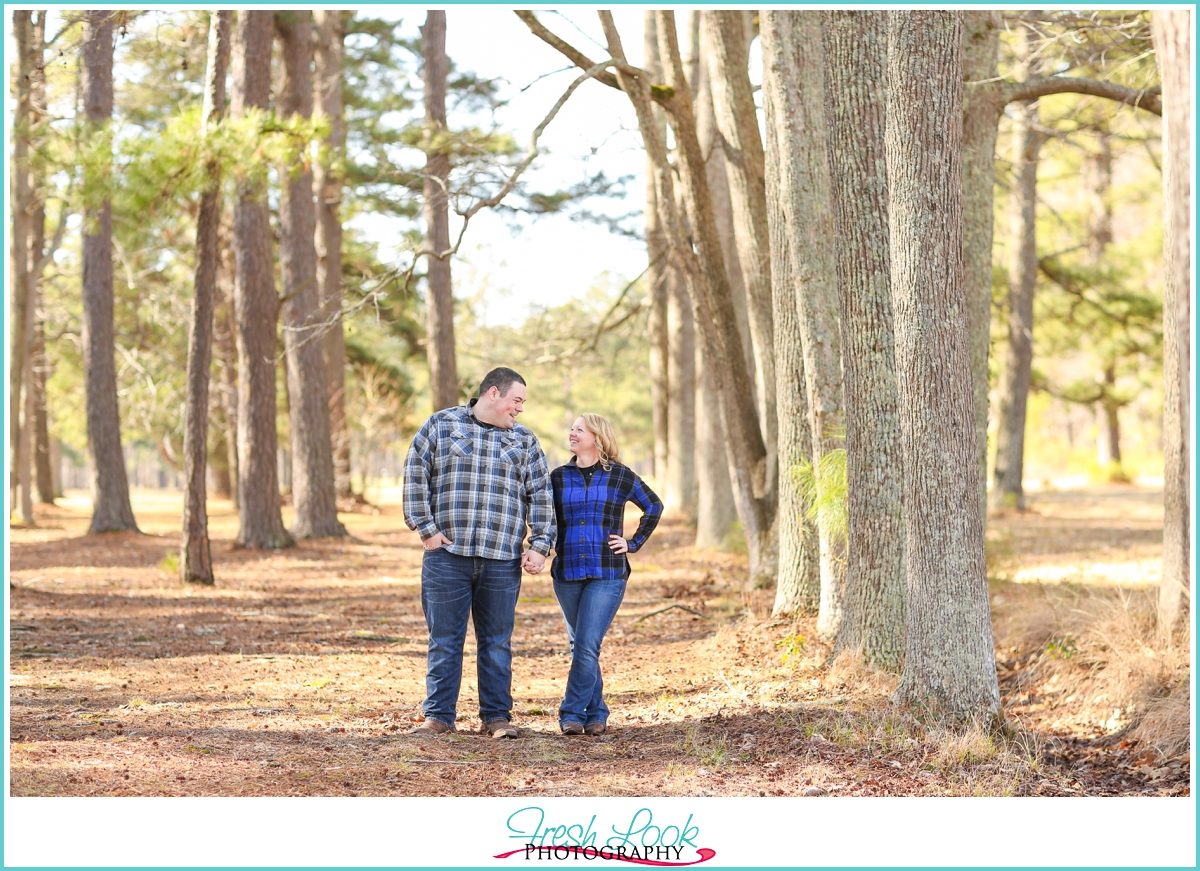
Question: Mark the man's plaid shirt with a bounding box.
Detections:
[402,403,556,560]
[550,459,663,582]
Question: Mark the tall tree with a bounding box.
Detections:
[522,11,776,584]
[690,11,739,546]
[314,9,352,498]
[643,10,670,487]
[821,10,906,668]
[275,11,346,539]
[761,11,819,615]
[11,10,34,524]
[81,10,138,534]
[180,10,231,585]
[29,10,55,506]
[991,27,1044,511]
[1152,10,1191,642]
[421,10,459,412]
[666,249,696,519]
[702,11,777,466]
[231,9,292,550]
[759,11,844,623]
[887,11,999,717]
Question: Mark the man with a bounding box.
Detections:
[402,367,555,738]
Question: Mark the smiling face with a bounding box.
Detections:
[490,381,526,429]
[568,416,597,457]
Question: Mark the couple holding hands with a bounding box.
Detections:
[402,367,663,739]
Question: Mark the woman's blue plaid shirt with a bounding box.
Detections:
[402,405,556,560]
[550,460,663,582]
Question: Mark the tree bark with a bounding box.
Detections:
[821,10,906,668]
[702,11,777,467]
[30,11,54,505]
[215,235,239,509]
[887,11,999,718]
[276,10,345,539]
[653,12,776,585]
[760,11,844,625]
[690,11,740,546]
[597,11,775,585]
[81,10,138,535]
[644,11,670,486]
[763,15,818,614]
[991,40,1042,512]
[961,11,1004,521]
[11,10,33,518]
[666,247,696,520]
[1152,10,1191,643]
[231,9,292,550]
[422,10,459,412]
[181,10,231,585]
[314,9,351,499]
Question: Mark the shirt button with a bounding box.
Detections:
[579,520,585,526]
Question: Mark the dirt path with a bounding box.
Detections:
[7,486,1188,796]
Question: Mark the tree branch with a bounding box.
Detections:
[515,10,672,108]
[1005,76,1162,115]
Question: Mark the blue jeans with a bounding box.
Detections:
[420,548,522,726]
[553,575,626,727]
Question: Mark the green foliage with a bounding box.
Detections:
[791,440,848,550]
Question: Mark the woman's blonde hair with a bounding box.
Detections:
[579,413,622,470]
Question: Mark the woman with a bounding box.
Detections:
[550,413,663,735]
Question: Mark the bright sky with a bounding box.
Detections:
[354,8,653,326]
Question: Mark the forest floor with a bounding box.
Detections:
[7,484,1191,797]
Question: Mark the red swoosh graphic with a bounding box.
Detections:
[493,847,716,866]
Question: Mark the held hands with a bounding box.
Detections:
[522,551,547,575]
[422,531,453,551]
[608,535,629,555]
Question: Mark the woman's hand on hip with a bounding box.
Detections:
[608,535,629,555]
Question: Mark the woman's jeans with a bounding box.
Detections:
[553,575,627,727]
[420,548,522,727]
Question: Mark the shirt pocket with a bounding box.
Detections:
[449,434,474,458]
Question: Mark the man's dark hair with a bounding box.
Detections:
[478,367,526,398]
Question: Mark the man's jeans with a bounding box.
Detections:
[552,575,627,728]
[420,548,522,727]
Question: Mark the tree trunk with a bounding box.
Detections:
[215,237,239,509]
[1152,10,1191,643]
[691,10,742,543]
[961,11,1004,521]
[694,341,738,547]
[703,11,777,471]
[759,11,844,626]
[762,16,818,614]
[887,11,999,718]
[81,10,138,535]
[991,47,1041,512]
[314,9,352,499]
[599,11,775,585]
[666,252,696,520]
[181,10,231,585]
[421,10,459,412]
[11,10,32,516]
[276,10,346,540]
[654,11,776,585]
[231,9,292,550]
[644,11,670,486]
[1098,373,1124,481]
[821,10,906,668]
[30,11,54,505]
